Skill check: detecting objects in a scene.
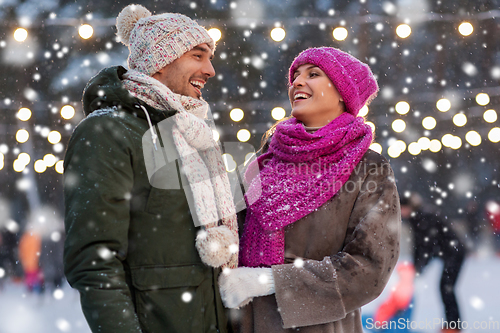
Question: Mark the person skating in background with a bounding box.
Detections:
[219,47,401,333]
[485,200,500,255]
[31,206,65,291]
[63,4,237,333]
[19,206,66,293]
[0,197,21,285]
[400,193,466,333]
[18,225,43,293]
[367,262,415,333]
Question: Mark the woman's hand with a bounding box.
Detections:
[218,267,275,308]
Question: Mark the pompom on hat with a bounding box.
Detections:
[116,4,215,76]
[289,47,379,116]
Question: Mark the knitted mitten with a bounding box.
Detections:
[218,267,275,309]
[195,226,239,268]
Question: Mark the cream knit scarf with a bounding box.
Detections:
[122,69,238,269]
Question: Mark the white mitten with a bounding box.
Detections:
[218,267,275,309]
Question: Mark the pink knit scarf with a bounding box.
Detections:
[239,112,373,267]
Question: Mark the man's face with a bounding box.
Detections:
[152,43,215,99]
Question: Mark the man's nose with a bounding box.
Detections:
[203,59,216,78]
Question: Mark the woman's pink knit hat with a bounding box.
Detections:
[289,47,379,116]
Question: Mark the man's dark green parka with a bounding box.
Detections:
[63,66,227,333]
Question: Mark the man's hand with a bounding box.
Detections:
[218,267,275,308]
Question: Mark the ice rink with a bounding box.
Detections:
[0,253,499,333]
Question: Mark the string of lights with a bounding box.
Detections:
[1,7,498,177]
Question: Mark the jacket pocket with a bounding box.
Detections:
[130,265,216,333]
[130,264,206,290]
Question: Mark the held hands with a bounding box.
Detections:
[218,267,275,309]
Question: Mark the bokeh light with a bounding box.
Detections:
[387,145,401,158]
[395,101,410,115]
[16,129,29,143]
[387,140,406,158]
[207,28,222,42]
[18,152,31,166]
[13,159,26,172]
[458,22,473,36]
[396,140,407,153]
[392,119,406,133]
[43,154,57,167]
[441,134,454,147]
[48,131,62,144]
[429,139,442,153]
[55,160,64,174]
[34,160,47,173]
[270,27,286,42]
[237,129,251,142]
[61,105,76,119]
[271,107,286,120]
[366,121,375,133]
[476,93,490,106]
[244,152,255,166]
[436,98,451,112]
[370,143,382,154]
[488,127,500,143]
[14,28,28,42]
[332,27,348,41]
[422,116,437,130]
[483,109,497,123]
[222,153,236,172]
[229,108,244,122]
[450,136,462,149]
[453,113,467,127]
[17,108,32,121]
[396,24,411,38]
[79,24,94,39]
[358,105,369,117]
[418,137,431,150]
[465,131,481,146]
[408,142,421,155]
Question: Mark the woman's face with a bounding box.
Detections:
[288,64,344,127]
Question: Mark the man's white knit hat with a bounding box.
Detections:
[116,4,215,76]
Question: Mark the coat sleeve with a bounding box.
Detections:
[63,114,143,333]
[272,158,401,329]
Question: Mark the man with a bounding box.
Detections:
[63,4,238,332]
[400,193,466,333]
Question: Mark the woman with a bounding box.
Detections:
[219,47,401,332]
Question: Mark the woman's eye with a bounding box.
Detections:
[309,72,319,77]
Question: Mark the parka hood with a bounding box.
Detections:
[82,66,176,123]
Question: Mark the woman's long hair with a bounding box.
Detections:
[258,116,293,153]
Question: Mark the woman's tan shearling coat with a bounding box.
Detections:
[233,149,401,333]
